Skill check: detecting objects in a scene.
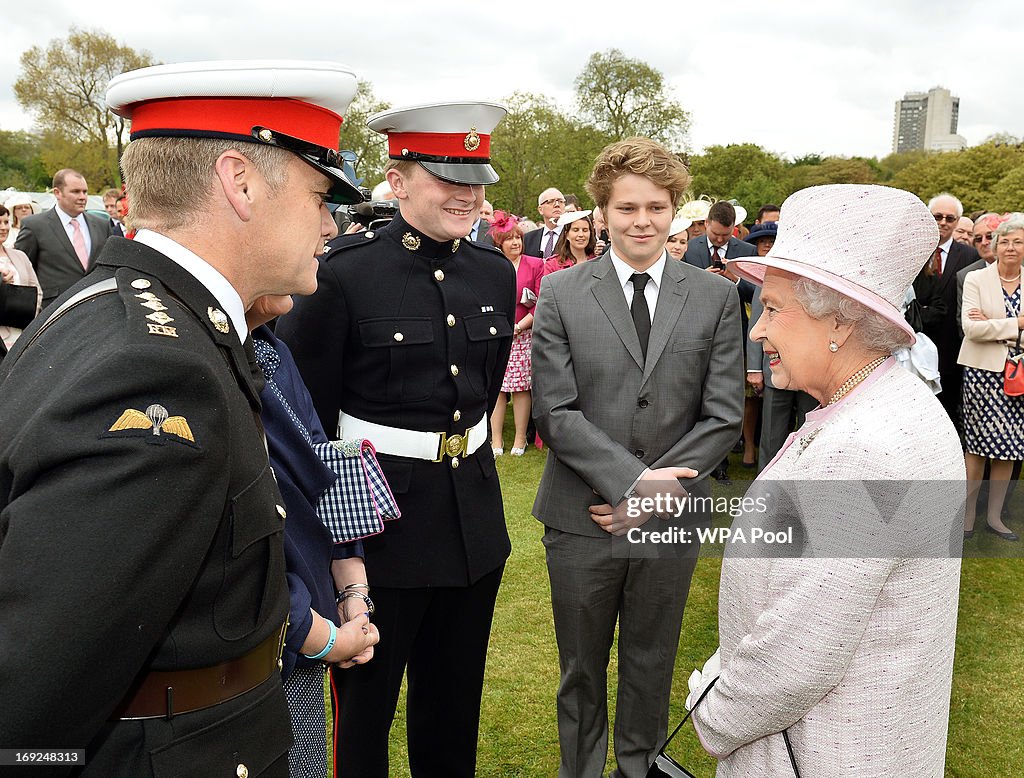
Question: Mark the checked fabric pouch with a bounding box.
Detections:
[313,439,401,543]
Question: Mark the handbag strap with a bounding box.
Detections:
[660,677,718,750]
[660,676,801,778]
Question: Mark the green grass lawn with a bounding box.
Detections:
[362,438,1023,777]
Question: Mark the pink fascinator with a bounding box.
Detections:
[488,210,519,239]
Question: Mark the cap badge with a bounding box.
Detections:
[208,307,230,334]
[464,127,481,152]
[107,404,196,444]
[402,233,421,252]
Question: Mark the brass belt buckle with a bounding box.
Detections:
[434,428,471,462]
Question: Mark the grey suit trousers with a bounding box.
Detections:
[543,528,698,778]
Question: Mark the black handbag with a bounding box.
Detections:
[646,678,801,778]
[0,283,38,330]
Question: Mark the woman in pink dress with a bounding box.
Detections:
[488,211,544,456]
[543,210,597,275]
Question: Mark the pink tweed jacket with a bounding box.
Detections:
[692,361,964,777]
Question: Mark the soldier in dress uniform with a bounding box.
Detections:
[0,60,361,777]
[276,101,514,778]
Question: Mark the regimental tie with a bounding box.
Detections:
[69,219,89,269]
[630,272,652,361]
[932,246,943,275]
[543,230,556,259]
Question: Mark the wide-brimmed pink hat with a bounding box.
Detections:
[729,184,938,345]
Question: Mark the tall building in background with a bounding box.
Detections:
[892,86,967,153]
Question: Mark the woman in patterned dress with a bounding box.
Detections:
[959,212,1024,541]
[488,211,544,456]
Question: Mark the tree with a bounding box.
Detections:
[14,27,156,188]
[574,49,690,149]
[488,91,611,217]
[688,144,787,209]
[337,80,391,192]
[0,130,49,191]
[786,156,877,190]
[891,142,1024,213]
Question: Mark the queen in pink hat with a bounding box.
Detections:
[682,185,966,777]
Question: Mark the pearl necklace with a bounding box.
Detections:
[999,274,1019,283]
[825,356,889,407]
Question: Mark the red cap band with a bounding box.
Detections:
[129,97,343,148]
[387,131,491,159]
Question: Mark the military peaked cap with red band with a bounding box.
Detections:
[367,101,507,186]
[105,60,363,205]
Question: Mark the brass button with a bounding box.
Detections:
[276,505,287,519]
[489,326,497,335]
[277,658,283,671]
[447,314,456,327]
[434,269,445,282]
[450,365,459,376]
[237,765,249,778]
[365,231,375,239]
[258,129,273,142]
[453,410,462,422]
[451,457,460,469]
[394,332,404,342]
[131,278,151,290]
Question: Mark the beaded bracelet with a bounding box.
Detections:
[338,590,375,616]
[302,619,337,660]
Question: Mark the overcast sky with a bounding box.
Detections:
[2,1,1020,162]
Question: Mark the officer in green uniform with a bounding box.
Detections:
[0,60,361,777]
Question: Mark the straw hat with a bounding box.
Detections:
[729,185,938,345]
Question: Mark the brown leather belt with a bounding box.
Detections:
[112,628,283,720]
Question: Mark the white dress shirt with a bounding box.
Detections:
[936,236,953,273]
[55,205,92,257]
[609,247,666,323]
[133,229,248,344]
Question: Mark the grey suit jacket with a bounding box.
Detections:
[682,235,756,270]
[531,253,744,536]
[14,209,113,304]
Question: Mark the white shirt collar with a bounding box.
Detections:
[54,205,84,228]
[707,237,728,256]
[133,229,248,344]
[608,246,667,291]
[939,237,953,253]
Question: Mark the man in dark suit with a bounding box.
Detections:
[923,193,980,432]
[15,169,114,307]
[0,60,362,777]
[278,101,513,778]
[104,187,127,237]
[683,199,756,481]
[467,199,493,246]
[532,138,743,778]
[523,186,565,257]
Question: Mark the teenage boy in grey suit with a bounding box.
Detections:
[531,137,743,778]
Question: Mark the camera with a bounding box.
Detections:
[334,199,399,233]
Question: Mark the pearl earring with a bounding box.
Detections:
[829,342,839,353]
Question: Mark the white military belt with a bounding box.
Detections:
[338,412,488,462]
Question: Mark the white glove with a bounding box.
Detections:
[684,647,721,710]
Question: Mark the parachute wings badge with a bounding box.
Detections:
[108,403,196,444]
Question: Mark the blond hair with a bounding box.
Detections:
[120,137,291,231]
[586,137,690,211]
